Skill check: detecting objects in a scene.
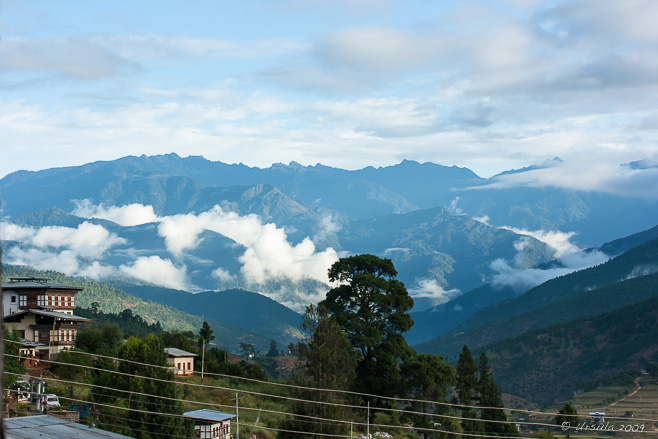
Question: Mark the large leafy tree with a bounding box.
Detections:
[320,254,415,398]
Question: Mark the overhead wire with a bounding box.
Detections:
[5,359,637,438]
[5,345,658,436]
[5,340,566,418]
[4,352,542,432]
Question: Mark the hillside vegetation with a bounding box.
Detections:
[480,293,658,405]
[417,238,658,357]
[2,265,274,352]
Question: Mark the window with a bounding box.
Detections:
[11,295,17,303]
[58,296,62,307]
[64,296,69,307]
[19,295,27,307]
[188,362,192,370]
[71,296,75,307]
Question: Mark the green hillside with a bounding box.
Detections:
[1,265,273,352]
[417,271,658,359]
[479,293,658,405]
[459,238,658,332]
[109,282,303,345]
[416,238,658,356]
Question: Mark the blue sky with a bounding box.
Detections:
[2,0,658,195]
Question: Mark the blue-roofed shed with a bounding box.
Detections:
[184,409,236,439]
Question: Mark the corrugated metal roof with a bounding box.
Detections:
[164,347,198,357]
[5,415,132,438]
[4,309,91,322]
[183,409,236,422]
[2,280,83,291]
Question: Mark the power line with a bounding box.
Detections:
[3,341,565,418]
[7,350,658,430]
[6,348,658,437]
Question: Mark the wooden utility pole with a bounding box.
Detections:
[201,339,205,381]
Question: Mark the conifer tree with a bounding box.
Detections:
[456,345,481,435]
[477,352,517,436]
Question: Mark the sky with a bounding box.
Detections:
[2,0,658,187]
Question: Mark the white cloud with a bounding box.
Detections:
[5,247,82,275]
[72,200,160,226]
[313,213,343,243]
[449,197,464,215]
[119,256,188,290]
[491,248,609,292]
[502,226,579,258]
[0,37,132,79]
[490,220,611,292]
[239,231,338,284]
[2,221,126,258]
[318,26,448,72]
[625,264,658,280]
[408,278,462,303]
[156,205,340,284]
[92,34,306,62]
[483,160,658,199]
[212,267,235,282]
[490,258,571,292]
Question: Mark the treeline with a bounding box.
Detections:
[75,304,164,338]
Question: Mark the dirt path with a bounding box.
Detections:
[608,377,642,408]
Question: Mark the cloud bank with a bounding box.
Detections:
[490,226,610,292]
[408,278,462,303]
[69,201,340,288]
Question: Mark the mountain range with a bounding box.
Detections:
[1,153,657,341]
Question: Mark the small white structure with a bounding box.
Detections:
[589,411,606,423]
[184,409,236,439]
[164,347,198,376]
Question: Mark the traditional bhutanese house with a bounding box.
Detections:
[165,347,198,376]
[4,309,90,359]
[183,409,236,439]
[2,276,83,316]
[18,339,47,367]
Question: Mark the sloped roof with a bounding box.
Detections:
[5,415,132,438]
[183,409,236,423]
[3,309,91,323]
[164,347,198,357]
[2,277,83,292]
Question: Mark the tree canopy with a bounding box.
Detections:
[320,254,415,399]
[321,254,414,361]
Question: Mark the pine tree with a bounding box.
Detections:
[279,305,357,438]
[477,352,517,436]
[116,335,193,438]
[456,345,481,435]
